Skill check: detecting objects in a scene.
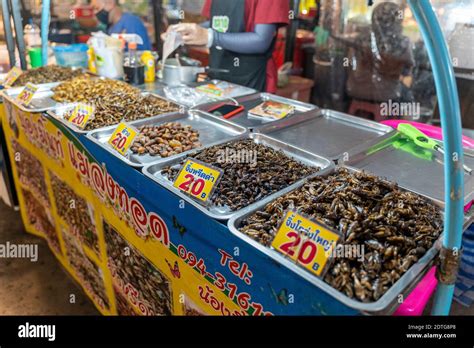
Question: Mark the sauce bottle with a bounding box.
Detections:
[123,42,145,85]
[87,46,97,74]
[141,51,155,83]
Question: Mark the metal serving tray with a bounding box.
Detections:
[0,67,91,89]
[46,93,181,134]
[0,68,95,110]
[347,132,474,207]
[143,133,334,220]
[87,110,248,168]
[196,92,317,131]
[257,109,395,161]
[136,80,168,93]
[1,82,62,112]
[228,165,470,314]
[156,79,258,108]
[0,80,57,103]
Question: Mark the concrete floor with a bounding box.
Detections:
[0,199,472,316]
[0,200,98,315]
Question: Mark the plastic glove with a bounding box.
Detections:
[166,23,209,46]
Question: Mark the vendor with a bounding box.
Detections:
[93,0,151,50]
[342,2,414,103]
[163,0,289,92]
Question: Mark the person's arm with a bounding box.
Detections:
[212,24,277,54]
[170,23,277,55]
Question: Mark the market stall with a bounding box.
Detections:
[0,0,472,317]
[0,62,471,316]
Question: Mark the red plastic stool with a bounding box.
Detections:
[348,99,384,122]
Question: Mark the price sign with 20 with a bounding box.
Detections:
[108,122,138,156]
[3,66,22,87]
[173,159,223,203]
[68,103,95,129]
[16,83,38,106]
[271,210,341,277]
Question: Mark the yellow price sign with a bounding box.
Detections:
[271,210,341,277]
[108,122,138,156]
[173,159,223,203]
[16,83,38,106]
[3,67,22,87]
[68,103,95,129]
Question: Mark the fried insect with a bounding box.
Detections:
[12,66,84,86]
[239,168,443,302]
[52,75,178,130]
[130,122,201,157]
[162,139,319,211]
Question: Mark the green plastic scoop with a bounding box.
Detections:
[397,123,443,152]
[397,123,472,174]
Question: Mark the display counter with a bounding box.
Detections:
[1,72,473,316]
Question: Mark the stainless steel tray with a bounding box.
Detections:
[157,79,258,108]
[347,132,474,207]
[1,81,58,103]
[257,109,395,161]
[0,68,94,109]
[196,92,317,131]
[143,133,334,220]
[227,165,468,314]
[46,93,182,134]
[87,110,248,168]
[1,82,62,112]
[136,80,168,93]
[0,67,91,89]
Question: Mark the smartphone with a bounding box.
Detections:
[208,103,245,119]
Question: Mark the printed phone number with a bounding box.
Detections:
[177,244,272,316]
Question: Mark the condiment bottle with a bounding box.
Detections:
[123,41,145,85]
[141,51,155,83]
[87,46,97,73]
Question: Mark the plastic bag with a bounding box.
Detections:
[162,31,184,65]
[163,86,206,107]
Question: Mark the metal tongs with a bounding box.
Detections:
[397,123,472,175]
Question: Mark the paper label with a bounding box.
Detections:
[16,83,38,106]
[248,101,294,120]
[272,210,341,277]
[173,159,223,203]
[68,103,95,129]
[3,67,22,87]
[108,122,138,156]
